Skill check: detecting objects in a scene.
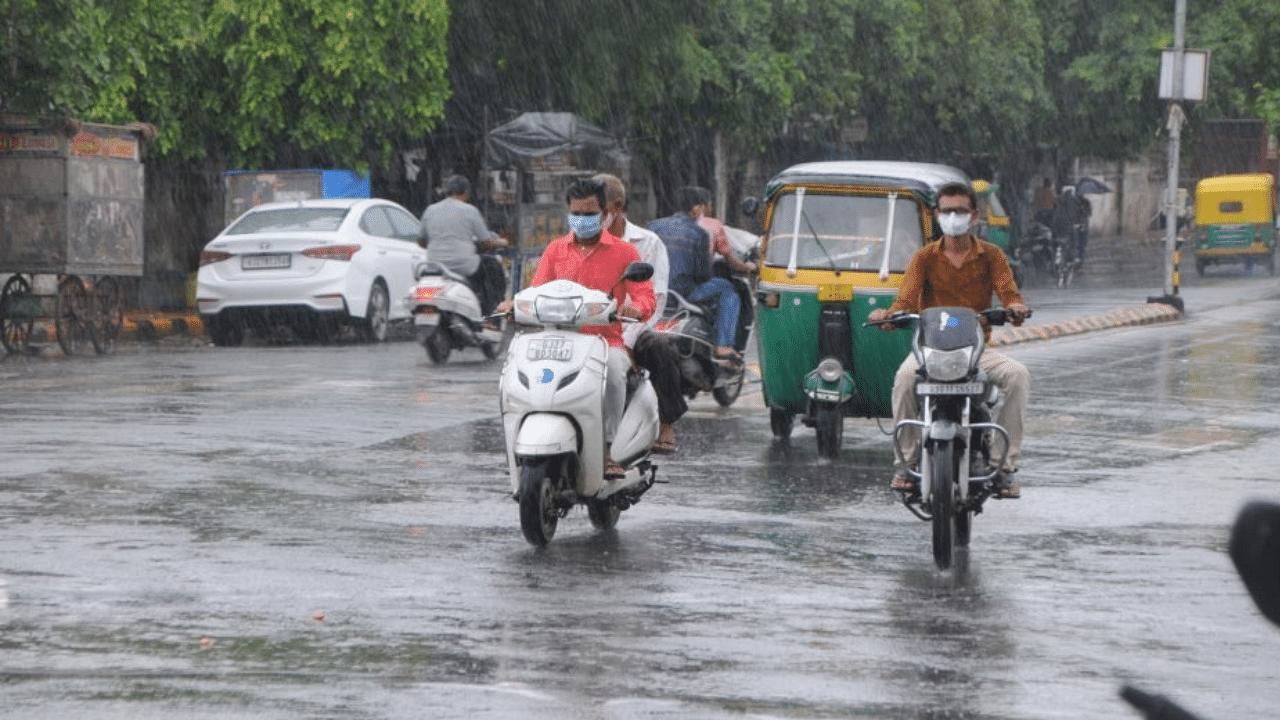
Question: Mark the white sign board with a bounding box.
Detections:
[1159,48,1209,101]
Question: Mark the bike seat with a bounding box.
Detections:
[663,291,709,320]
[416,261,470,284]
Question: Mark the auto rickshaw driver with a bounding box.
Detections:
[867,181,1031,499]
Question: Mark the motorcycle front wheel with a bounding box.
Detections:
[930,442,958,570]
[518,459,559,546]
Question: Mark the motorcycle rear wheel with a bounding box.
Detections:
[930,442,957,571]
[518,459,558,546]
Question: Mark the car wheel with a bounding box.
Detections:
[357,281,390,343]
[207,315,245,347]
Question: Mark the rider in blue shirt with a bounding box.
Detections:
[648,186,742,362]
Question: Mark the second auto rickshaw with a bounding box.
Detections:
[1191,173,1278,276]
[749,160,971,457]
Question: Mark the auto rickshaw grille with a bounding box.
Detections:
[817,305,855,373]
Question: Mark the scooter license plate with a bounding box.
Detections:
[916,382,983,395]
[526,337,572,361]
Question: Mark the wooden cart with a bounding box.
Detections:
[0,119,146,356]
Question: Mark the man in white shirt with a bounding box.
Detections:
[595,173,685,454]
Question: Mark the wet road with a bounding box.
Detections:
[3,270,1280,719]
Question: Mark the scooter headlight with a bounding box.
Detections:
[533,295,582,324]
[817,357,844,383]
[921,346,973,382]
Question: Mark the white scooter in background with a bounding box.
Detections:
[405,261,505,364]
[499,264,660,546]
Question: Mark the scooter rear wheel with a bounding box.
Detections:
[518,460,558,546]
[423,327,452,365]
[587,498,620,530]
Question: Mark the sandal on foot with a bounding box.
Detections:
[604,461,626,479]
[995,482,1021,499]
[652,438,678,454]
[890,474,918,493]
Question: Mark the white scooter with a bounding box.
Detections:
[499,264,660,546]
[405,261,505,364]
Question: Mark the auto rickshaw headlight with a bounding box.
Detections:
[922,347,972,382]
[817,357,844,383]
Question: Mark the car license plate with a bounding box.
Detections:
[916,382,984,395]
[526,337,572,361]
[242,253,291,270]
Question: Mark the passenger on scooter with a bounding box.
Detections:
[496,177,656,479]
[867,182,1031,499]
[595,174,687,455]
[693,188,757,276]
[419,174,509,315]
[649,187,742,364]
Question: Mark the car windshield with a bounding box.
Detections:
[226,207,350,234]
[764,192,924,272]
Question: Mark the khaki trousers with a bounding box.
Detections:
[891,348,1029,474]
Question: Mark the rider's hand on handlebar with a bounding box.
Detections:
[617,303,644,321]
[494,299,514,317]
[866,308,899,331]
[1007,303,1030,327]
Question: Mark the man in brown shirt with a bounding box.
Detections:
[868,182,1031,498]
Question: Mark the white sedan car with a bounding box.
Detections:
[196,198,426,345]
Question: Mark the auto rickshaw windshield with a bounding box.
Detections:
[764,192,925,273]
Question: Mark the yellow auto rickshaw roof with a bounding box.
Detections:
[1195,173,1274,194]
[1194,173,1276,223]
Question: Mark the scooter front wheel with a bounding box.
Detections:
[587,498,620,530]
[519,460,559,546]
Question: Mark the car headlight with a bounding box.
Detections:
[817,357,844,383]
[921,346,973,382]
[534,296,581,324]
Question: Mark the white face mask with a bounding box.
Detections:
[937,210,972,237]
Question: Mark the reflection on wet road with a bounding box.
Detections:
[3,291,1280,719]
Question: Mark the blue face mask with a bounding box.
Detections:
[568,213,602,239]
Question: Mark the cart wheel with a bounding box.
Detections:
[1,275,36,355]
[56,276,92,357]
[91,276,124,355]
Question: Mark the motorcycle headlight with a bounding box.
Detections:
[921,346,973,382]
[534,295,582,324]
[817,357,844,383]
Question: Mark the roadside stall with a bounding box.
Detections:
[484,112,650,293]
[0,118,148,356]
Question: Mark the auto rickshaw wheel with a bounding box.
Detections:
[814,402,843,459]
[769,407,794,440]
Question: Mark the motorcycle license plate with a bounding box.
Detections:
[916,382,983,395]
[526,337,572,361]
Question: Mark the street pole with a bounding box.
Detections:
[1154,0,1187,311]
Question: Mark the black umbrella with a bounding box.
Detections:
[1075,176,1112,195]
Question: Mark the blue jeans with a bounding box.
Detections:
[687,278,740,348]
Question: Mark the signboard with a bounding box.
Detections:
[1159,48,1210,101]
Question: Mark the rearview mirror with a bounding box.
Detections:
[741,197,760,217]
[622,262,654,282]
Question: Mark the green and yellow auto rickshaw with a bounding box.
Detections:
[749,160,970,457]
[1191,173,1278,276]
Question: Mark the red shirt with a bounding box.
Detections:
[532,230,656,348]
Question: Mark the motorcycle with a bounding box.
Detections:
[499,264,660,546]
[405,260,505,364]
[869,305,1029,570]
[1022,222,1077,289]
[656,266,754,408]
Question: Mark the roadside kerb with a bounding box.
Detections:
[989,302,1183,347]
